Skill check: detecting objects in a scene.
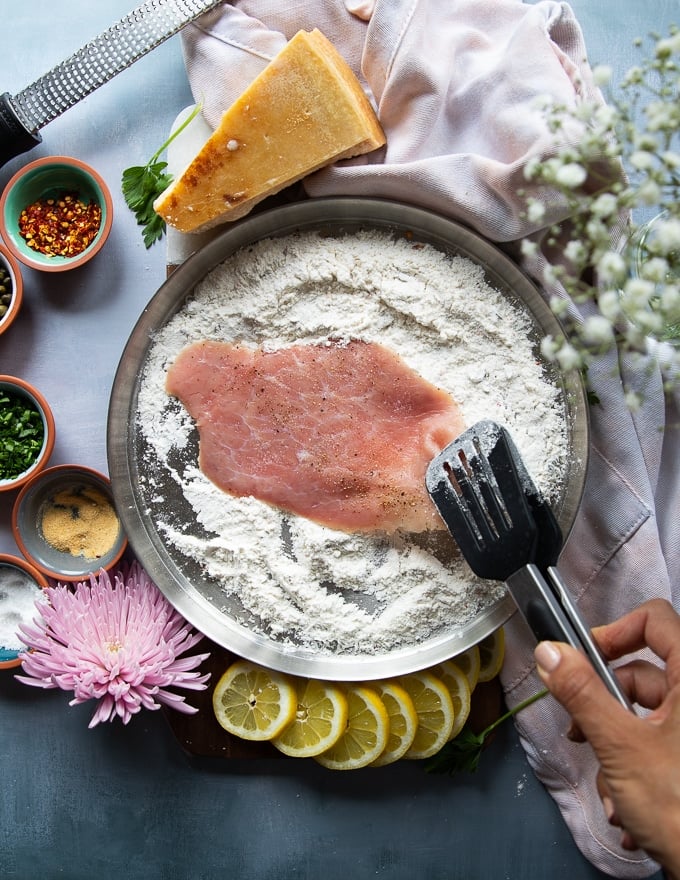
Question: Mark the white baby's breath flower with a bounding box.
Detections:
[540,336,559,361]
[630,150,655,170]
[592,65,613,87]
[582,315,615,345]
[520,239,538,258]
[655,31,680,56]
[623,277,655,309]
[661,151,680,169]
[660,284,680,320]
[591,193,619,218]
[624,390,642,411]
[640,257,670,283]
[653,218,680,254]
[645,101,677,132]
[549,294,569,316]
[555,163,587,187]
[598,289,623,322]
[597,251,627,285]
[526,200,546,223]
[555,342,583,371]
[631,308,664,335]
[636,179,662,205]
[622,65,644,86]
[523,156,542,180]
[564,239,587,264]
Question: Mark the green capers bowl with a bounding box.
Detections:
[0,244,22,335]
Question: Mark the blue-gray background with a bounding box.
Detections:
[1,2,676,877]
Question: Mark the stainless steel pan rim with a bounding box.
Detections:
[107,196,589,681]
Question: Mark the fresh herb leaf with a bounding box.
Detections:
[121,103,203,249]
[424,688,548,777]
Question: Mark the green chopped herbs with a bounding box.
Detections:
[424,688,548,777]
[0,391,44,480]
[122,103,203,249]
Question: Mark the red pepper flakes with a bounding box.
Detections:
[18,191,102,258]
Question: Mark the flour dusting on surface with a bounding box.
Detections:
[136,230,568,656]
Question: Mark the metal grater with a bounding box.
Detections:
[0,0,224,166]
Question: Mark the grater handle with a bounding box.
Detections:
[1,0,223,167]
[0,93,42,167]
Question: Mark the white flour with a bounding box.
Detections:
[137,230,568,656]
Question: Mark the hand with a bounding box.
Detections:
[534,598,680,878]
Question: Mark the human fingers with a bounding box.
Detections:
[534,640,634,753]
[612,659,668,710]
[593,600,680,679]
[596,772,641,850]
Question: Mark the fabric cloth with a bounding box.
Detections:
[181,2,679,876]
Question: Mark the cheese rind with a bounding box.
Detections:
[154,29,385,234]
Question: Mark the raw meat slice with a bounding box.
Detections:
[165,339,466,533]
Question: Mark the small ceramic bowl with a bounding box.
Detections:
[0,155,113,272]
[0,553,48,670]
[0,243,23,336]
[0,375,56,492]
[12,464,128,582]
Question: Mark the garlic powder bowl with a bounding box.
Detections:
[12,465,128,581]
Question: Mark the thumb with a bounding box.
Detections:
[534,640,628,751]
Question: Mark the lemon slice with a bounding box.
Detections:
[399,671,455,760]
[314,685,389,770]
[272,677,349,758]
[212,660,297,741]
[477,628,505,682]
[369,681,419,767]
[451,644,481,692]
[428,660,471,740]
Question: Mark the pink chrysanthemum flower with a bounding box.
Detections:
[16,561,210,728]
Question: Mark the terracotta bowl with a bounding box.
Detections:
[12,464,128,582]
[0,553,48,670]
[0,375,56,492]
[0,156,113,272]
[0,243,23,336]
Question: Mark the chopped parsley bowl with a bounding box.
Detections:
[0,377,55,491]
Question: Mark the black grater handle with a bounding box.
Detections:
[0,93,42,168]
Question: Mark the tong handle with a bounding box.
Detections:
[506,564,634,712]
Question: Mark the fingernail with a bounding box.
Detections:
[535,641,562,672]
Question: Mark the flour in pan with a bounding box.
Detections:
[137,230,568,655]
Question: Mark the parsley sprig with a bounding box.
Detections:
[122,104,203,249]
[424,688,548,776]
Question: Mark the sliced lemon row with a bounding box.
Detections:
[212,660,297,741]
[211,629,505,765]
[450,644,481,692]
[369,681,419,767]
[272,677,348,758]
[314,685,390,770]
[477,627,505,682]
[399,670,455,759]
[427,660,471,740]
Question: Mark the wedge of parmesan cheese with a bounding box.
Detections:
[154,29,385,234]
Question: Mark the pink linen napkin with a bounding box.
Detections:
[181,2,679,875]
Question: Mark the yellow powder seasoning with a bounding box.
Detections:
[40,485,120,559]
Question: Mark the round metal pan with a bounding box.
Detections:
[107,197,589,680]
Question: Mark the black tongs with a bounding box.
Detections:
[426,420,633,712]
